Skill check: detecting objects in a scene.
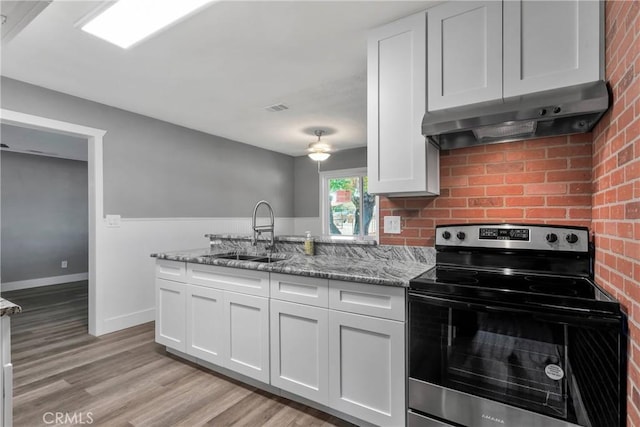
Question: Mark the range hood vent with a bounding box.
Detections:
[422,80,610,150]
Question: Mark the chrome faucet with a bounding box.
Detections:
[251,200,275,250]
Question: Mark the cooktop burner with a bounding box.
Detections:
[417,266,595,299]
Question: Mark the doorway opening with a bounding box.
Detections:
[0,109,105,336]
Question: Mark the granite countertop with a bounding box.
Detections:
[206,234,378,245]
[152,247,433,287]
[0,298,22,317]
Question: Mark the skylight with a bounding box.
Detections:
[81,0,213,49]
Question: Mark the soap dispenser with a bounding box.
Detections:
[304,231,314,256]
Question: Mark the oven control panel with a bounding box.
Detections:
[436,224,589,252]
[479,227,529,241]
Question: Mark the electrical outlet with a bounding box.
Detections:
[383,216,401,234]
[61,260,68,268]
[106,214,121,228]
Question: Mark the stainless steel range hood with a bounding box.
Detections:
[422,80,610,150]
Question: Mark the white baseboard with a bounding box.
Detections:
[1,272,89,292]
[102,308,155,335]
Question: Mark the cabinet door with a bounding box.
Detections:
[329,310,405,427]
[503,0,602,97]
[224,291,269,383]
[155,278,186,352]
[270,299,328,405]
[427,1,503,110]
[368,12,438,196]
[186,285,225,366]
[2,362,11,427]
[1,316,11,427]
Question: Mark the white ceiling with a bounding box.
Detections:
[0,0,437,157]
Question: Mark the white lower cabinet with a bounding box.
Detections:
[224,291,270,383]
[155,260,270,383]
[2,315,13,427]
[156,262,407,426]
[186,284,225,365]
[328,309,406,427]
[270,299,329,405]
[155,278,186,353]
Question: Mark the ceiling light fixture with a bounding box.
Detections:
[81,0,214,49]
[307,130,331,162]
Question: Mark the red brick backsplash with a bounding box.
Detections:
[593,2,640,425]
[378,135,593,247]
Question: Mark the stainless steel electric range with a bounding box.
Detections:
[408,224,627,427]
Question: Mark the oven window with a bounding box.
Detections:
[409,297,622,426]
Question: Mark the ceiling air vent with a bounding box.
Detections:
[264,103,289,112]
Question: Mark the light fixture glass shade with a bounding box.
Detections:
[307,130,331,162]
[308,151,331,161]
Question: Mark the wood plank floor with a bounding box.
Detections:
[2,282,355,427]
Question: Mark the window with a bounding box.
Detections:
[320,168,378,239]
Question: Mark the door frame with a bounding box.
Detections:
[1,108,105,336]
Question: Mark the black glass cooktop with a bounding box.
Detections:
[419,266,595,298]
[410,266,619,314]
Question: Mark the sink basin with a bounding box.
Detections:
[201,252,289,263]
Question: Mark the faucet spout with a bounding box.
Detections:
[251,200,275,250]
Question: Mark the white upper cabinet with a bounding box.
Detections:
[427,1,503,110]
[427,0,603,111]
[367,12,440,196]
[503,0,602,97]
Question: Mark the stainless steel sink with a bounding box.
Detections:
[201,252,289,263]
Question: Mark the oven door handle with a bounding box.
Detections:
[409,292,620,326]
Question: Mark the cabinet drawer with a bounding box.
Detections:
[187,264,269,297]
[270,273,329,308]
[156,260,186,282]
[408,411,451,427]
[329,280,405,321]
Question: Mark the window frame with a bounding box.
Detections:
[319,167,378,241]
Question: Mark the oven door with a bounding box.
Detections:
[408,292,624,427]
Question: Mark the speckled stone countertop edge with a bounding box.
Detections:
[0,298,22,317]
[205,234,378,245]
[152,249,434,288]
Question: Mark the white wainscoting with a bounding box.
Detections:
[99,217,294,335]
[293,217,322,236]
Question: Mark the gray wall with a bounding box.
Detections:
[0,77,294,218]
[294,147,367,217]
[1,152,88,282]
